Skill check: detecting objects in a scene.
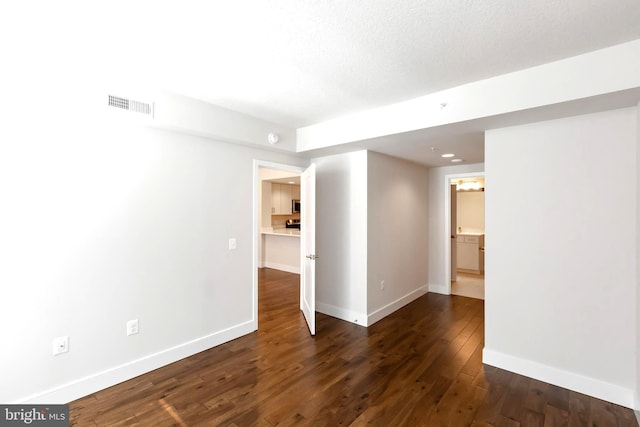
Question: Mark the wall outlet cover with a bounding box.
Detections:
[53,336,69,355]
[127,319,139,336]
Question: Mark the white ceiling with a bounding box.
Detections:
[12,1,639,166]
[161,0,640,166]
[158,1,640,128]
[268,176,301,185]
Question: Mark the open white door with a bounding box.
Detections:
[300,163,316,335]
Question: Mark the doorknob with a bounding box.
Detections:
[306,254,319,260]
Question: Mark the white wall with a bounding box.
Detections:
[146,90,297,153]
[457,191,485,233]
[484,108,637,408]
[367,152,429,324]
[428,163,485,294]
[314,150,430,326]
[636,102,640,415]
[0,86,307,403]
[313,151,368,325]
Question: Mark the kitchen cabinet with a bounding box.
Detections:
[271,182,291,215]
[279,185,292,214]
[271,183,293,215]
[456,234,484,274]
[271,183,279,214]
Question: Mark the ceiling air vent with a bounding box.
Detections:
[108,95,154,118]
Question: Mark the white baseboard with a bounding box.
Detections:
[483,347,635,409]
[428,283,449,295]
[367,285,428,326]
[19,320,257,404]
[316,302,367,327]
[263,261,300,274]
[317,286,429,328]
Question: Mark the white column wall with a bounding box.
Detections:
[484,107,637,408]
[313,151,368,325]
[367,152,429,325]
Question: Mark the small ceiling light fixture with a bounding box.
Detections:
[451,158,463,163]
[267,133,279,145]
[441,153,455,158]
[288,181,295,184]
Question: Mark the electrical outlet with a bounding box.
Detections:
[53,336,69,355]
[127,319,139,336]
[380,280,385,290]
[228,238,237,250]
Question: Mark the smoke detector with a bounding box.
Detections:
[267,133,279,145]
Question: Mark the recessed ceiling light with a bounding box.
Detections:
[441,153,455,158]
[451,158,463,163]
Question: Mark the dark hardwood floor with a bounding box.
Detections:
[70,268,637,426]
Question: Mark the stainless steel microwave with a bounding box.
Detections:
[292,199,301,213]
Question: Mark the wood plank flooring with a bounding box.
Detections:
[70,268,637,426]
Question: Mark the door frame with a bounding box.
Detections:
[252,159,306,329]
[443,171,485,295]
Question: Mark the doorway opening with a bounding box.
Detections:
[253,160,303,331]
[259,168,302,273]
[252,160,316,335]
[444,172,485,299]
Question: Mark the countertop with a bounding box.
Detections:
[458,232,484,236]
[262,228,300,237]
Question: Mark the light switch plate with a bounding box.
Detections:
[229,238,237,250]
